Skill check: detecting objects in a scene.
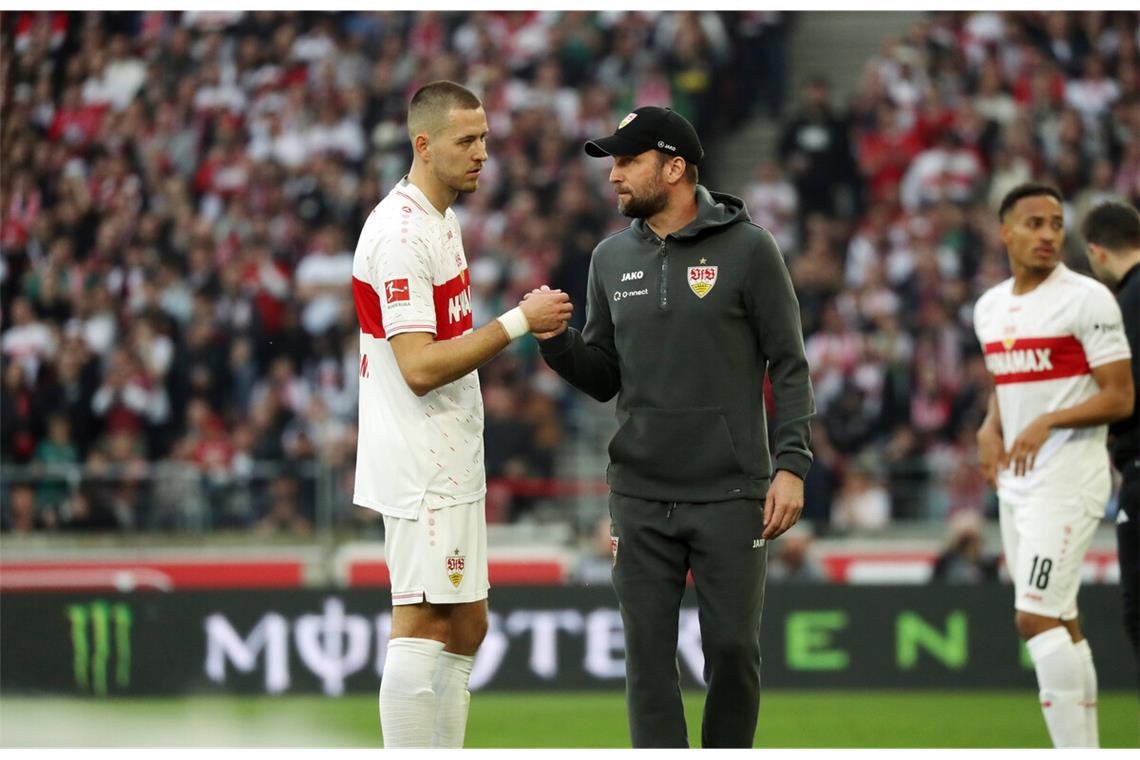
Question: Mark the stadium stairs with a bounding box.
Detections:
[709,10,925,198]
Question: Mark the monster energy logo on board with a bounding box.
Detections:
[66,601,132,695]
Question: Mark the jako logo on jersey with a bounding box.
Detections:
[448,290,472,324]
[688,266,718,298]
[385,279,410,304]
[621,270,644,282]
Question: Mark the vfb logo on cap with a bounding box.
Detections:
[618,112,637,130]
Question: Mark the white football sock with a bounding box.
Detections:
[431,650,475,748]
[379,637,444,748]
[1073,638,1099,748]
[1026,627,1089,748]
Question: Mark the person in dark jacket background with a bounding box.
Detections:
[530,106,815,748]
[1082,201,1140,660]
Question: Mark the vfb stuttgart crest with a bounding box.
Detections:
[446,549,465,588]
[688,266,718,298]
[1002,323,1017,350]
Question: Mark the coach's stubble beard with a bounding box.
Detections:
[618,182,668,220]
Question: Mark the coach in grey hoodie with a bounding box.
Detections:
[532,107,815,748]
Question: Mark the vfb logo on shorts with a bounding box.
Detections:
[447,549,466,588]
[688,266,718,298]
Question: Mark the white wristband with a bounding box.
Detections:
[496,306,530,341]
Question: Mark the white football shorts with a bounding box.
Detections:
[382,499,489,606]
[998,494,1101,620]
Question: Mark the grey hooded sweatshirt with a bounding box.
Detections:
[538,185,815,503]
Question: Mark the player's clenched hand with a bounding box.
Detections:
[763,470,804,540]
[1006,414,1052,477]
[520,287,572,336]
[976,426,1007,489]
[522,285,571,339]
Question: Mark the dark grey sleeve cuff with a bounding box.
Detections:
[774,451,812,481]
[537,328,574,356]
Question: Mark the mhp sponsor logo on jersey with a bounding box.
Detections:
[384,278,410,305]
[983,335,1090,384]
[688,266,718,298]
[66,600,133,695]
[620,270,644,282]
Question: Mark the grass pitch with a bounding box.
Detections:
[1,690,1137,748]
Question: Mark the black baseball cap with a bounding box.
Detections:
[584,106,704,166]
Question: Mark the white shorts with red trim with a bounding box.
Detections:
[999,494,1101,620]
[382,499,489,606]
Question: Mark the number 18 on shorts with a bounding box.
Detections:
[999,497,1101,620]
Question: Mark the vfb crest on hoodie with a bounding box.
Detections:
[688,265,718,298]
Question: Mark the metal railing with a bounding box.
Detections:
[1,461,332,532]
[0,461,608,536]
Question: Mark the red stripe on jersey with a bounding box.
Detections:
[433,269,473,340]
[983,335,1090,385]
[395,191,428,216]
[352,277,386,339]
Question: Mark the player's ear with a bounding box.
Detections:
[413,132,432,163]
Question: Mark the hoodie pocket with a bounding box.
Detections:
[608,407,746,485]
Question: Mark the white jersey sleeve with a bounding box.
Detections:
[373,230,438,337]
[1077,284,1131,368]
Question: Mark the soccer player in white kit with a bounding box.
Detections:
[351,81,573,748]
[974,183,1134,748]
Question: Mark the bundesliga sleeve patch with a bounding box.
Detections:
[384,279,410,304]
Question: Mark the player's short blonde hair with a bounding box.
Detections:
[407,81,482,141]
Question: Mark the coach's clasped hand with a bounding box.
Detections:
[522,285,571,340]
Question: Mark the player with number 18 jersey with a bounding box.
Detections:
[974,262,1130,618]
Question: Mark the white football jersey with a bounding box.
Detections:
[351,178,484,519]
[974,263,1131,507]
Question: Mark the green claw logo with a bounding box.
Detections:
[66,601,132,695]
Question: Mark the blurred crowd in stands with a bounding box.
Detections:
[771,10,1138,533]
[1,11,1136,539]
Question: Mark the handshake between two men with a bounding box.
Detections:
[516,285,572,341]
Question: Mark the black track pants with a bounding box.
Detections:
[609,491,769,748]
